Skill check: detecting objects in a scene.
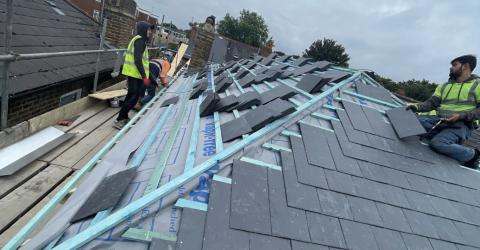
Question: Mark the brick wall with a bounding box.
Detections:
[188,27,215,73]
[5,72,116,126]
[104,0,136,48]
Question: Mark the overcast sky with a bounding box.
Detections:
[137,0,479,84]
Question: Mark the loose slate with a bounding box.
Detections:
[293,57,313,66]
[160,96,179,107]
[230,91,262,111]
[268,169,311,242]
[71,168,137,222]
[361,105,398,140]
[230,160,271,235]
[235,69,250,79]
[199,91,220,117]
[356,83,393,103]
[296,74,330,94]
[386,107,426,138]
[242,105,278,132]
[239,74,256,87]
[220,116,252,142]
[291,61,331,77]
[215,94,239,112]
[323,70,352,83]
[215,77,234,93]
[298,123,335,169]
[260,85,297,104]
[254,70,282,84]
[189,81,207,100]
[264,98,296,119]
[175,208,206,250]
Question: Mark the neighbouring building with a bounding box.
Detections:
[3,0,116,126]
[103,0,137,48]
[67,0,104,22]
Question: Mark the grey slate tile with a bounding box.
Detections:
[342,101,374,134]
[356,83,393,103]
[347,196,384,227]
[404,190,437,215]
[386,107,426,138]
[324,132,363,176]
[317,188,353,219]
[202,180,249,250]
[291,241,329,250]
[232,91,262,111]
[149,238,175,250]
[175,208,206,250]
[216,77,234,93]
[293,57,313,66]
[322,71,351,84]
[242,105,278,132]
[71,168,137,223]
[200,91,220,117]
[352,176,386,203]
[429,239,459,250]
[454,222,480,248]
[405,174,434,195]
[268,168,310,242]
[358,161,389,184]
[299,123,336,169]
[376,202,412,233]
[260,85,298,104]
[220,116,252,142]
[264,98,296,119]
[325,169,357,196]
[160,96,179,107]
[281,151,322,212]
[455,245,478,250]
[290,136,329,188]
[215,94,239,112]
[428,196,466,222]
[230,160,271,235]
[371,227,408,250]
[296,74,330,94]
[403,210,439,238]
[340,219,379,250]
[401,233,434,250]
[429,215,465,244]
[306,212,347,248]
[362,105,398,140]
[336,109,372,146]
[249,234,291,250]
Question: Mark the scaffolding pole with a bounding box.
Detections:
[93,19,108,93]
[1,0,13,129]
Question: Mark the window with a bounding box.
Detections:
[59,89,82,107]
[93,10,100,21]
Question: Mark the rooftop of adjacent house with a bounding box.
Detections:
[6,51,480,250]
[1,0,116,95]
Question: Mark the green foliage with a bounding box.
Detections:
[217,10,270,48]
[373,74,436,102]
[303,38,350,67]
[398,79,437,102]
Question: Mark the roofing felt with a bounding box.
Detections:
[1,0,116,94]
[20,51,480,250]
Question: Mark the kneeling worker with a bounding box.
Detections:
[135,58,171,110]
[407,55,480,168]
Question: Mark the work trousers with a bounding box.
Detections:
[117,77,142,121]
[417,115,474,162]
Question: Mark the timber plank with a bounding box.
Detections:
[0,176,72,247]
[71,127,117,170]
[0,161,47,199]
[40,107,118,162]
[0,164,72,233]
[54,104,107,133]
[51,109,119,168]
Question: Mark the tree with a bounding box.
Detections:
[217,10,270,48]
[397,79,436,101]
[163,22,178,31]
[303,38,350,67]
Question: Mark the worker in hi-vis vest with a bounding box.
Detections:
[114,21,155,129]
[134,58,171,110]
[407,55,480,168]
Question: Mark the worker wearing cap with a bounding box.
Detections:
[407,55,480,168]
[114,21,155,129]
[134,58,171,110]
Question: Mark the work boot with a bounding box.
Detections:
[113,118,129,130]
[133,103,142,111]
[463,149,480,169]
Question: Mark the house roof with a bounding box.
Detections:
[21,52,480,250]
[1,0,116,94]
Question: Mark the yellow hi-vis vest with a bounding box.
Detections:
[434,78,480,118]
[122,35,149,79]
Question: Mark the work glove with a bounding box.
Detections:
[405,104,418,112]
[143,77,151,87]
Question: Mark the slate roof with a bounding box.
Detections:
[1,0,116,94]
[23,50,480,250]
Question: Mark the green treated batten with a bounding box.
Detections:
[122,228,177,242]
